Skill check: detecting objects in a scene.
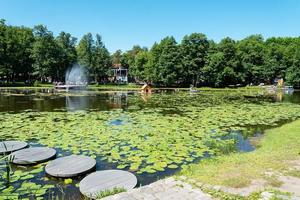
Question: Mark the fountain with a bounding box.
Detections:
[55,64,88,90]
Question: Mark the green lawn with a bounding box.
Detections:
[179,119,300,188]
[0,83,264,92]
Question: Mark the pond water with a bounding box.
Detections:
[0,88,300,199]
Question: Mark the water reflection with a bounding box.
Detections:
[0,88,299,112]
[65,96,88,111]
[107,92,129,108]
[0,89,132,112]
[263,88,297,102]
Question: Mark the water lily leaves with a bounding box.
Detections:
[64,178,73,184]
[116,164,127,169]
[129,163,140,171]
[167,164,179,169]
[20,174,34,180]
[2,91,300,198]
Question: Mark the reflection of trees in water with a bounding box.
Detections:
[64,92,129,111]
[65,96,88,111]
[107,92,128,109]
[264,88,295,102]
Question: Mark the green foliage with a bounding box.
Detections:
[77,33,111,83]
[33,80,40,87]
[147,36,182,85]
[285,169,300,178]
[1,19,300,87]
[179,118,300,188]
[93,187,126,199]
[77,33,94,68]
[180,33,209,86]
[92,34,111,82]
[55,31,77,81]
[31,25,60,80]
[1,92,300,177]
[1,91,300,197]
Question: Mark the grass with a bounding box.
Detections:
[88,83,141,90]
[264,175,283,187]
[92,187,126,199]
[199,86,263,91]
[0,83,265,92]
[179,119,300,188]
[0,83,53,89]
[285,169,300,178]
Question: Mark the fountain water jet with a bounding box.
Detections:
[55,64,88,90]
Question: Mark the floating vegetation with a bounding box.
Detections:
[1,91,300,198]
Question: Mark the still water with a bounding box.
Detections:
[0,89,299,113]
[0,88,299,199]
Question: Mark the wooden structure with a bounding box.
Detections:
[140,84,152,94]
[277,78,284,87]
[0,141,28,154]
[45,155,96,178]
[110,64,128,83]
[79,170,137,199]
[11,147,56,165]
[54,84,86,91]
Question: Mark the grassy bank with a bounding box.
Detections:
[179,119,300,188]
[0,83,53,89]
[87,83,140,90]
[0,84,264,92]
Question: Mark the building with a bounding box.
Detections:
[110,64,128,83]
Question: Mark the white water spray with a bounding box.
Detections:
[65,64,87,85]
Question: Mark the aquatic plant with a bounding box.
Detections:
[1,91,300,198]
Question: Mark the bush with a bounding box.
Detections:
[33,80,41,87]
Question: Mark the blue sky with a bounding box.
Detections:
[1,0,300,52]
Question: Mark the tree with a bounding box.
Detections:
[77,33,94,68]
[237,35,265,84]
[111,50,122,66]
[264,37,295,83]
[217,37,243,86]
[130,51,150,81]
[30,25,59,81]
[148,36,182,85]
[286,40,300,87]
[91,34,111,82]
[180,33,209,86]
[121,45,146,69]
[55,31,77,81]
[0,19,8,79]
[0,21,34,82]
[202,52,225,87]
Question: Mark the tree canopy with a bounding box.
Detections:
[1,19,300,87]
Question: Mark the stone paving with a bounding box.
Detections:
[103,177,212,200]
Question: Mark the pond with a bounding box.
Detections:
[1,88,300,199]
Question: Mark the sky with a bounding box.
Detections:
[1,0,300,52]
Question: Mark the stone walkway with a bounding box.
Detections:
[103,177,212,200]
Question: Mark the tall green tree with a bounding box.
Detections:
[237,35,265,84]
[202,52,225,87]
[77,33,94,68]
[264,37,295,83]
[91,34,111,82]
[130,51,150,82]
[111,50,122,66]
[286,39,300,87]
[0,20,34,82]
[180,33,209,86]
[55,31,77,81]
[30,25,59,81]
[148,36,181,85]
[121,45,145,68]
[0,19,8,79]
[203,38,242,87]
